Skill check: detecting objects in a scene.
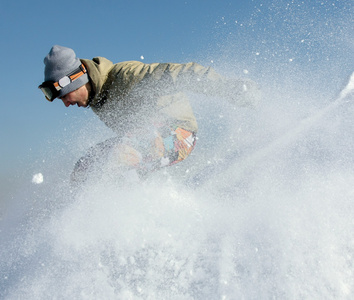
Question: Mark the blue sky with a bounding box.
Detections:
[1,0,353,198]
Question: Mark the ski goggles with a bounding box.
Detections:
[38,64,87,102]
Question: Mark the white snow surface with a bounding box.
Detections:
[1,71,353,299]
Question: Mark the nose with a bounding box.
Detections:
[61,94,73,107]
[62,98,71,107]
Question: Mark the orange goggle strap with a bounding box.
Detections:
[52,63,87,91]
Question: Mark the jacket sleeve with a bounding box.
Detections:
[160,62,261,107]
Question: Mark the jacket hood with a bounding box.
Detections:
[80,57,114,106]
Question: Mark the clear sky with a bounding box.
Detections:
[0,0,353,198]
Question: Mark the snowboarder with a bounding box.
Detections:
[39,45,261,184]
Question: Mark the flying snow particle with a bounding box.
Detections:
[32,173,44,184]
[243,69,249,74]
[140,56,144,60]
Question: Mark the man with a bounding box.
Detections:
[39,45,261,184]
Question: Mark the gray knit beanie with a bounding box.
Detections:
[43,45,89,99]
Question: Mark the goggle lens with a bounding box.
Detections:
[38,82,57,102]
[41,87,53,101]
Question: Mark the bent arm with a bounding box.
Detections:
[114,60,261,107]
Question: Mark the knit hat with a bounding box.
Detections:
[43,45,89,99]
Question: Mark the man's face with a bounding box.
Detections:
[60,83,90,108]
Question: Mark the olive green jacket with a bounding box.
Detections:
[81,57,260,135]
